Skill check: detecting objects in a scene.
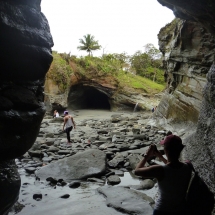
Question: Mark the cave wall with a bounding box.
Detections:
[155,19,215,124]
[156,0,215,195]
[44,79,68,113]
[45,72,161,112]
[0,0,53,213]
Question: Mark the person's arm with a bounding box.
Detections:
[63,117,68,130]
[71,117,76,129]
[134,145,164,180]
[155,151,168,164]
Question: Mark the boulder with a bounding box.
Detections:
[107,175,121,185]
[36,149,106,181]
[97,186,154,215]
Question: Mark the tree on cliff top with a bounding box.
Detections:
[77,34,101,56]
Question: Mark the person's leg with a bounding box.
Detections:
[66,129,71,143]
[69,126,73,143]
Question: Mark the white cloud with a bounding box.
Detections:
[41,0,175,56]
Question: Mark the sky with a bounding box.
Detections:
[41,0,175,57]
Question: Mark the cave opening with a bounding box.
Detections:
[68,84,111,110]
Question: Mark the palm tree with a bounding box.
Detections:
[77,34,101,56]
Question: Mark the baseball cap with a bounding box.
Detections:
[64,110,68,115]
[163,134,184,151]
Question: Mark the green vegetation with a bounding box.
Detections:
[116,70,165,93]
[77,34,101,56]
[46,51,73,92]
[130,44,165,84]
[159,18,180,37]
[46,43,166,94]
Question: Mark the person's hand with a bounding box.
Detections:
[153,145,162,157]
[145,145,155,158]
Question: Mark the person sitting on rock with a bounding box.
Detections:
[53,110,57,118]
[55,110,59,118]
[63,111,76,144]
[53,110,59,118]
[135,135,191,215]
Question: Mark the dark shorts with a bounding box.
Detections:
[64,126,73,133]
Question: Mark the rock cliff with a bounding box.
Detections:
[156,0,215,195]
[0,0,53,213]
[155,18,215,124]
[45,59,162,113]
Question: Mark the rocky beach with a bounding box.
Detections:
[9,109,169,215]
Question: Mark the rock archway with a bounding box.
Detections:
[68,84,111,110]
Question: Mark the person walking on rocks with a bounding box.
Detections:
[63,111,75,144]
[135,135,191,215]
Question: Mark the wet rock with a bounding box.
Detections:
[0,96,14,110]
[60,181,67,186]
[108,155,124,168]
[44,138,55,146]
[24,167,36,174]
[58,150,71,155]
[140,179,155,190]
[28,150,42,158]
[0,160,21,214]
[47,146,59,152]
[128,154,144,170]
[87,178,105,183]
[124,162,130,167]
[33,193,42,200]
[60,194,70,199]
[68,182,81,188]
[36,149,106,181]
[111,115,122,122]
[110,170,124,177]
[115,143,130,151]
[97,186,154,215]
[92,141,106,147]
[46,177,58,184]
[105,171,115,177]
[42,157,52,162]
[44,133,54,138]
[97,130,109,134]
[107,175,121,185]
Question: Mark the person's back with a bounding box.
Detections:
[65,115,73,128]
[155,163,190,213]
[135,135,192,215]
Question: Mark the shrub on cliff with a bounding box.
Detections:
[46,52,72,92]
[46,51,165,95]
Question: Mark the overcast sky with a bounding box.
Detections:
[41,0,175,56]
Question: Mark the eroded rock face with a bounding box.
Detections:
[0,0,53,160]
[155,19,215,124]
[0,160,21,215]
[184,64,215,194]
[157,0,215,34]
[50,73,161,112]
[156,0,215,196]
[0,0,53,213]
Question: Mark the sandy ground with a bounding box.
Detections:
[69,109,143,120]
